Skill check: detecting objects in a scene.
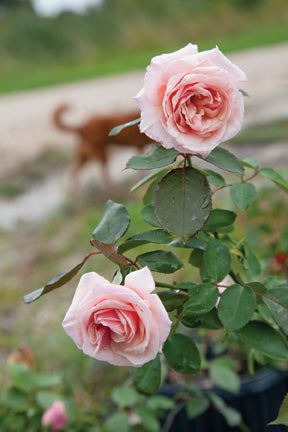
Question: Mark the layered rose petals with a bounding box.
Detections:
[135,43,246,156]
[62,267,171,367]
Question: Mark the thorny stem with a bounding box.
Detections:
[170,309,185,337]
[84,251,102,262]
[211,184,231,196]
[241,169,259,184]
[123,256,140,269]
[212,168,259,196]
[162,401,187,432]
[182,153,192,168]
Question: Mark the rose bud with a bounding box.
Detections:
[41,401,68,431]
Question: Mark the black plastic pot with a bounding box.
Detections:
[160,369,288,432]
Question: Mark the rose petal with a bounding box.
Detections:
[135,43,246,156]
[62,269,171,367]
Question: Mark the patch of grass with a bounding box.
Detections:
[0,182,25,198]
[230,118,288,146]
[0,1,288,93]
[0,146,70,198]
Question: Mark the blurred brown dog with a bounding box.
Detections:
[53,104,151,188]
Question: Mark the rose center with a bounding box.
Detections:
[165,78,228,136]
[87,308,139,350]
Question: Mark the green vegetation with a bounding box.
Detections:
[0,0,288,93]
[231,118,288,146]
[0,147,70,197]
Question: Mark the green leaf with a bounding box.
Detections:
[236,321,288,360]
[153,167,212,242]
[6,363,32,392]
[1,387,29,411]
[247,281,267,304]
[259,167,288,193]
[186,395,209,419]
[201,308,223,330]
[241,158,258,169]
[141,204,160,227]
[204,238,231,282]
[126,145,179,170]
[204,209,237,232]
[189,249,204,268]
[133,355,161,396]
[269,393,288,425]
[201,147,244,175]
[135,406,161,432]
[163,334,201,375]
[137,250,183,273]
[103,412,129,432]
[264,276,288,290]
[111,387,139,408]
[125,229,173,244]
[208,392,242,427]
[263,288,288,335]
[210,358,241,394]
[35,391,64,409]
[130,167,170,193]
[32,372,62,388]
[92,200,130,243]
[218,284,256,332]
[157,291,189,312]
[143,177,160,205]
[1,415,25,432]
[146,396,174,411]
[230,183,256,211]
[118,239,148,254]
[201,169,226,186]
[169,237,206,249]
[109,117,140,136]
[181,315,203,329]
[112,269,123,285]
[173,281,197,291]
[247,281,267,295]
[183,284,219,315]
[242,242,261,277]
[23,252,93,303]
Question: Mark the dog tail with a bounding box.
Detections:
[53,103,79,133]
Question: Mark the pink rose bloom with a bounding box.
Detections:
[62,267,171,367]
[41,401,68,431]
[135,43,246,156]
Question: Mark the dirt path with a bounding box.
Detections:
[0,42,288,230]
[0,42,288,170]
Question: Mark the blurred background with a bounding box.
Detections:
[0,0,288,429]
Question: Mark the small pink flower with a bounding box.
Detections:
[41,401,68,431]
[62,267,171,367]
[135,43,246,157]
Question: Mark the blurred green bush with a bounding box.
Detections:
[0,0,288,92]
